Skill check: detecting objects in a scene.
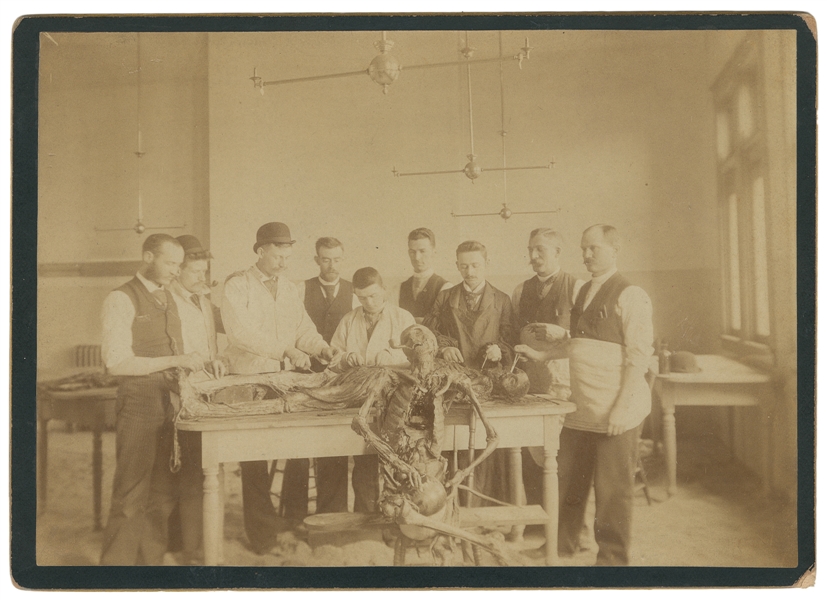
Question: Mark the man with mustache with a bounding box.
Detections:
[166,235,227,564]
[516,224,653,565]
[100,234,207,565]
[511,228,583,510]
[423,240,516,506]
[283,237,360,519]
[221,222,337,554]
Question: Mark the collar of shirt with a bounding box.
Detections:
[412,268,434,282]
[589,267,618,287]
[169,280,202,305]
[136,271,164,294]
[362,306,385,324]
[462,280,486,295]
[253,264,279,284]
[536,267,561,283]
[318,276,340,289]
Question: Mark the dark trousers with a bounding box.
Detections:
[100,374,177,565]
[557,424,642,566]
[521,447,544,508]
[240,460,288,554]
[313,454,380,514]
[167,431,203,560]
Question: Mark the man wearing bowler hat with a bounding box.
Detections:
[221,222,337,554]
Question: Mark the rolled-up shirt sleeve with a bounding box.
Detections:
[617,286,654,370]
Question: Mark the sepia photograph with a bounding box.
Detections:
[10,12,815,589]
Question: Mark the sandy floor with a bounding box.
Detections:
[34,423,797,567]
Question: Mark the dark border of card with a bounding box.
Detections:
[10,12,816,590]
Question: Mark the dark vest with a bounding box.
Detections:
[304,278,354,343]
[570,272,631,346]
[116,277,183,357]
[518,271,577,330]
[399,273,447,318]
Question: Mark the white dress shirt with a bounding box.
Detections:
[329,303,416,371]
[221,265,328,374]
[566,267,654,433]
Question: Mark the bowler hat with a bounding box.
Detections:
[670,351,701,373]
[254,222,296,252]
[176,234,212,257]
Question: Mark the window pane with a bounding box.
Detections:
[752,177,771,337]
[737,84,754,138]
[728,193,742,331]
[716,111,730,160]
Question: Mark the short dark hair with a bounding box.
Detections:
[456,240,487,260]
[529,228,564,249]
[584,224,621,250]
[142,233,181,255]
[182,250,211,267]
[408,228,436,247]
[352,267,384,290]
[315,237,344,254]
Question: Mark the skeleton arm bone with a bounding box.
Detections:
[446,377,499,489]
[351,391,424,489]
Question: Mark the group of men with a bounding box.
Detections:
[99,220,653,567]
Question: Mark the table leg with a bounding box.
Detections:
[507,447,525,543]
[663,402,678,496]
[93,424,103,530]
[38,416,49,516]
[203,464,222,565]
[543,415,561,566]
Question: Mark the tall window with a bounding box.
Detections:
[713,36,772,353]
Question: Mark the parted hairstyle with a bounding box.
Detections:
[408,227,436,247]
[352,267,384,290]
[529,228,564,250]
[142,233,181,256]
[315,237,344,254]
[585,224,621,250]
[455,240,487,260]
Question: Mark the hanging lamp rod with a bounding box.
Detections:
[251,34,533,91]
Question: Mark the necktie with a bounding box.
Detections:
[412,277,427,300]
[464,290,481,312]
[538,275,555,299]
[191,294,202,310]
[322,284,336,304]
[152,289,167,307]
[264,278,279,300]
[364,310,381,338]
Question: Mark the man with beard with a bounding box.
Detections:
[100,234,207,565]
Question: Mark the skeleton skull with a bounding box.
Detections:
[397,325,439,365]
